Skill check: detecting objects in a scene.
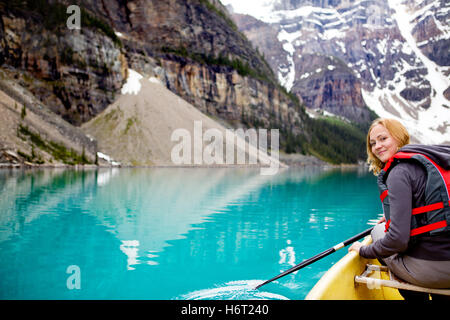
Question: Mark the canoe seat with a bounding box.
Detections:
[355,264,450,296]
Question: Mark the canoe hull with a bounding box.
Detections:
[305,237,403,300]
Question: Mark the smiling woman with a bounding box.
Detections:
[350,118,450,300]
[366,118,410,175]
[369,124,399,163]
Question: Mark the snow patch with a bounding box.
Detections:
[149,77,162,85]
[277,29,297,91]
[322,28,345,40]
[300,72,310,79]
[97,152,121,166]
[121,69,143,95]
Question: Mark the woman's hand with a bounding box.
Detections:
[378,216,386,224]
[348,242,363,254]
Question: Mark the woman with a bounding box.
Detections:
[349,118,450,299]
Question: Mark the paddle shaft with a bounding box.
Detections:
[254,226,373,290]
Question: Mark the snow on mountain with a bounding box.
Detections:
[222,0,450,144]
[366,0,450,144]
[121,69,143,95]
[277,29,297,90]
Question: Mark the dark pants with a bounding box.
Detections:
[371,223,450,300]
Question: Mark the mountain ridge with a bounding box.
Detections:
[223,0,450,144]
[0,0,373,166]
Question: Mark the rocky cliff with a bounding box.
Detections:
[0,0,128,126]
[407,0,450,67]
[0,0,309,140]
[91,0,310,138]
[0,0,370,166]
[0,70,98,166]
[293,54,370,124]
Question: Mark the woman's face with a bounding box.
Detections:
[369,124,399,163]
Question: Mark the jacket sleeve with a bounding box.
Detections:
[360,164,412,259]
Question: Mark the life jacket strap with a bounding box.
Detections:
[384,219,391,233]
[385,218,448,236]
[411,201,450,215]
[410,220,448,237]
[380,190,388,202]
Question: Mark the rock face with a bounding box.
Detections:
[226,0,450,143]
[0,0,373,165]
[293,54,370,124]
[0,0,308,137]
[0,74,98,165]
[98,0,308,136]
[158,59,306,135]
[408,0,450,66]
[0,2,127,126]
[230,13,289,86]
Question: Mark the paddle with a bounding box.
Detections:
[254,226,374,290]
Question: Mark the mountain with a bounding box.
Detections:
[0,0,371,166]
[223,0,450,144]
[81,69,285,169]
[0,71,97,166]
[0,0,127,126]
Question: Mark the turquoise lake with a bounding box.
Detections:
[0,167,382,300]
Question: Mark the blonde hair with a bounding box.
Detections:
[367,118,410,175]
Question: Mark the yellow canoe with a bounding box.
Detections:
[305,236,403,300]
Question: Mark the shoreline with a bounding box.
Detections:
[0,162,366,170]
[1,147,367,171]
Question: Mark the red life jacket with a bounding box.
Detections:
[378,151,450,237]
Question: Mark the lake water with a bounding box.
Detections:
[0,167,381,300]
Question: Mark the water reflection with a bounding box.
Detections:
[279,239,296,272]
[89,168,276,270]
[119,240,140,270]
[0,166,381,299]
[0,169,96,243]
[96,168,119,186]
